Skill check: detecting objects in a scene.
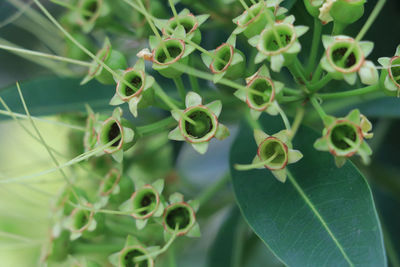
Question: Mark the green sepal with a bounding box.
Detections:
[192,142,209,154]
[185,91,202,107]
[254,129,269,146]
[346,109,360,125]
[168,126,185,141]
[334,156,347,168]
[186,222,201,238]
[205,100,222,117]
[271,169,287,183]
[215,123,230,140]
[169,192,184,204]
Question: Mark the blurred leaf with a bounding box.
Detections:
[0,76,114,118]
[281,0,298,10]
[230,115,386,266]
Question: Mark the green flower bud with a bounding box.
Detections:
[320,35,377,85]
[314,109,373,167]
[67,204,97,240]
[248,16,308,72]
[168,92,230,154]
[83,107,98,152]
[82,39,128,85]
[378,45,400,97]
[303,0,324,18]
[329,0,365,25]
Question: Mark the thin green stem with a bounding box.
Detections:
[287,62,310,87]
[173,76,186,102]
[318,84,380,99]
[15,83,83,205]
[245,109,262,130]
[152,82,197,125]
[309,73,332,92]
[356,0,386,41]
[238,0,254,18]
[311,64,324,83]
[70,202,150,216]
[134,225,179,262]
[0,109,85,131]
[32,0,143,93]
[310,96,328,121]
[188,73,201,94]
[184,37,226,64]
[235,150,279,171]
[0,44,92,67]
[288,107,304,140]
[137,117,177,136]
[50,0,92,16]
[196,173,231,206]
[274,102,291,132]
[332,21,346,35]
[307,18,322,74]
[168,0,180,23]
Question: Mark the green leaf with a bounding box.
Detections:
[230,115,386,266]
[0,76,113,118]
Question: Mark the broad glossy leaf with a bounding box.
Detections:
[0,76,113,119]
[230,115,386,266]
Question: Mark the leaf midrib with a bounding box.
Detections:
[287,169,354,267]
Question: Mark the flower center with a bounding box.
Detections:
[249,78,273,106]
[330,42,360,69]
[330,123,359,151]
[155,40,184,64]
[166,206,191,230]
[212,44,232,72]
[261,139,287,168]
[108,122,122,147]
[74,210,90,230]
[262,25,293,53]
[82,0,98,21]
[133,188,158,216]
[390,57,400,85]
[123,248,149,267]
[184,109,214,139]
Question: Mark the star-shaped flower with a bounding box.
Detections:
[378,45,400,97]
[168,92,229,154]
[248,15,308,72]
[320,35,378,85]
[314,109,373,167]
[234,65,284,120]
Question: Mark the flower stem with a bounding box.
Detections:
[332,21,346,35]
[356,0,386,41]
[310,96,328,121]
[235,150,279,171]
[0,44,92,67]
[238,0,254,18]
[318,84,380,99]
[288,107,304,140]
[50,0,92,16]
[188,73,201,94]
[306,18,322,74]
[274,102,291,132]
[309,73,332,92]
[137,117,177,136]
[173,76,186,102]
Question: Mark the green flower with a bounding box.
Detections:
[119,179,165,230]
[109,59,155,117]
[168,92,230,154]
[81,38,127,85]
[248,15,308,72]
[314,109,373,167]
[251,129,303,182]
[378,45,400,97]
[109,236,157,267]
[232,0,288,38]
[83,105,98,152]
[40,230,70,262]
[162,193,200,239]
[66,203,98,240]
[201,34,246,83]
[155,8,209,44]
[96,108,138,162]
[320,35,378,85]
[149,32,195,78]
[234,65,284,120]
